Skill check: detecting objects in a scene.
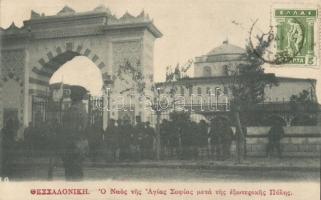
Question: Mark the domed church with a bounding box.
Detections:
[157,40,318,127]
[194,40,248,77]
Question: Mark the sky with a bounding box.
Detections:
[0,0,320,99]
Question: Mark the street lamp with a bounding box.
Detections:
[103,74,114,131]
[215,87,221,111]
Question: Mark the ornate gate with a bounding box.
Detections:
[31,95,48,127]
[88,95,104,128]
[31,94,104,129]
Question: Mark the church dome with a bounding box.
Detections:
[194,40,248,77]
[207,40,246,56]
[196,40,247,63]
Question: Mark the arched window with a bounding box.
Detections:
[206,87,211,95]
[203,66,212,77]
[223,65,229,76]
[197,87,202,95]
[189,87,193,96]
[180,86,185,96]
[223,86,228,95]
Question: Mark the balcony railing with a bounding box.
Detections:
[165,101,319,113]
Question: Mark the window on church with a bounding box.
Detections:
[197,87,202,95]
[223,65,229,76]
[189,87,193,96]
[223,86,228,94]
[206,87,211,95]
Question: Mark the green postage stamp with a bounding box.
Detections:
[274,9,318,66]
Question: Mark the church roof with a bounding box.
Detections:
[207,40,246,56]
[195,40,247,63]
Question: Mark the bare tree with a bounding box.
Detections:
[224,22,279,163]
[113,59,193,160]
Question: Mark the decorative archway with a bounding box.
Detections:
[29,42,109,97]
[1,6,161,129]
[28,44,110,129]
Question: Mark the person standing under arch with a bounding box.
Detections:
[60,85,88,181]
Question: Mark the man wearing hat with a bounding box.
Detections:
[60,85,88,181]
[266,120,284,158]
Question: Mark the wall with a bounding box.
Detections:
[264,79,314,102]
[109,29,153,123]
[194,61,246,77]
[0,49,26,126]
[246,126,321,157]
[159,80,232,108]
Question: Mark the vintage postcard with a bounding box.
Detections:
[0,0,320,199]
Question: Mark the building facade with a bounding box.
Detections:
[156,40,320,157]
[0,6,162,129]
[157,41,318,126]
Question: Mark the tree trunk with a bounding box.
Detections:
[234,110,245,164]
[155,111,161,160]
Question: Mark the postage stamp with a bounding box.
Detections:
[274,9,318,65]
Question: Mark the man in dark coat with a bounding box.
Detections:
[2,118,19,176]
[119,118,132,161]
[117,119,125,160]
[160,119,170,157]
[209,119,224,160]
[198,120,209,147]
[104,119,117,161]
[221,120,234,160]
[142,122,155,159]
[23,122,34,157]
[266,121,284,158]
[88,119,103,163]
[133,116,144,161]
[60,85,88,181]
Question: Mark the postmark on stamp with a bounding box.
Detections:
[274,9,318,66]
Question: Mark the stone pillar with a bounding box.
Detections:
[102,89,108,130]
[102,86,112,131]
[103,76,113,130]
[23,49,30,127]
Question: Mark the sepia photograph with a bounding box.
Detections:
[0,0,320,199]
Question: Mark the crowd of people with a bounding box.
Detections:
[1,115,236,164]
[90,115,235,162]
[88,117,156,162]
[1,96,285,180]
[159,116,234,160]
